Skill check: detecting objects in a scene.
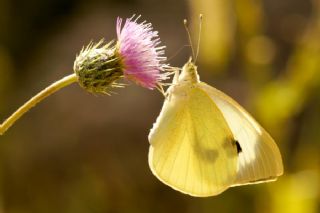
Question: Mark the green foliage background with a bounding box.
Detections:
[0,0,319,212]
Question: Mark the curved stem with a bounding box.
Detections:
[0,73,78,135]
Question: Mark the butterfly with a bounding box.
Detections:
[148,58,283,197]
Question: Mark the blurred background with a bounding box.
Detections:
[0,0,319,212]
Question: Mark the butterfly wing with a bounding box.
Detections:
[199,83,283,186]
[148,85,238,196]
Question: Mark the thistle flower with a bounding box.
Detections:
[74,15,167,94]
[116,16,167,89]
[0,15,168,135]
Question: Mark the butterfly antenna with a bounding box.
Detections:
[195,14,203,63]
[167,45,190,62]
[184,19,195,61]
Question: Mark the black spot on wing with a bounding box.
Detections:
[235,140,242,153]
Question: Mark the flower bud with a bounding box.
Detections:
[74,41,124,94]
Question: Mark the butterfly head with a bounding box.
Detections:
[178,58,200,83]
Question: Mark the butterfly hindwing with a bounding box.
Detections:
[148,84,238,196]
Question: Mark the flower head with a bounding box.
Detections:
[74,15,167,94]
[116,16,167,89]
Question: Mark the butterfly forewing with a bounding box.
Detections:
[149,85,238,197]
[199,83,283,186]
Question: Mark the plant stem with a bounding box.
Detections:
[0,73,78,135]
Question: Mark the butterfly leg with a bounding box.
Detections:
[156,83,166,97]
[172,68,180,84]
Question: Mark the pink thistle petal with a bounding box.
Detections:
[117,15,167,89]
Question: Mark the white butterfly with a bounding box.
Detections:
[148,59,283,197]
